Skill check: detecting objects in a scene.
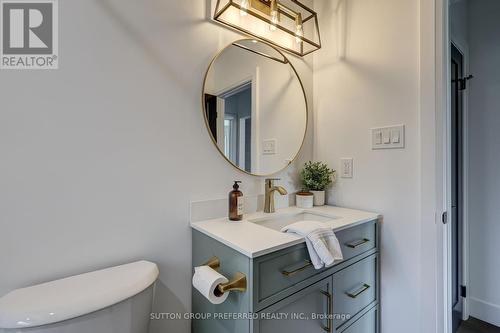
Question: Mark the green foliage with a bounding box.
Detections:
[299,161,336,191]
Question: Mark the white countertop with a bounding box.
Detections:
[190,206,380,258]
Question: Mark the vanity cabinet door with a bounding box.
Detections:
[338,305,378,333]
[254,276,333,333]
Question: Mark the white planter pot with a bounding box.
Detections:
[296,192,314,209]
[310,190,326,206]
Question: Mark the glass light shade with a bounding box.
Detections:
[214,0,321,57]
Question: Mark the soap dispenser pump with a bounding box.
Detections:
[229,181,244,221]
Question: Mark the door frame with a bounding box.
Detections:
[450,39,470,323]
[435,1,452,332]
[437,1,470,332]
[419,1,472,331]
[213,71,260,172]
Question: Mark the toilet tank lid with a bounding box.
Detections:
[0,260,159,329]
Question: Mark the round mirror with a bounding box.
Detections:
[202,39,308,176]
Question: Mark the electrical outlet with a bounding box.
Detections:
[341,158,353,178]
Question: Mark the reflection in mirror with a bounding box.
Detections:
[203,39,307,176]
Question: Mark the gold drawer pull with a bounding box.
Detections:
[346,283,370,298]
[320,290,333,332]
[345,238,370,249]
[281,260,313,276]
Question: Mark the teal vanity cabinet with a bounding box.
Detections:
[192,220,379,333]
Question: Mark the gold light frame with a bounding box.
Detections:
[214,0,321,57]
[201,38,309,177]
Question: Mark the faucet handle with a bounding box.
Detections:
[265,178,280,186]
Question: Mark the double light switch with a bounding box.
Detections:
[372,125,405,149]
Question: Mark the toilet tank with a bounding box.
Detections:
[0,261,159,333]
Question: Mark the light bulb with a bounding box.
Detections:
[295,13,303,43]
[240,0,249,16]
[295,25,303,43]
[269,0,278,31]
[270,12,278,30]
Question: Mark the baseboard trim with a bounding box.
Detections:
[469,297,500,327]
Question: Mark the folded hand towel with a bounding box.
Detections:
[281,221,343,269]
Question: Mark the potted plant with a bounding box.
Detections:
[299,161,336,206]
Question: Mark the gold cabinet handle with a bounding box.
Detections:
[320,290,333,332]
[281,260,313,277]
[346,283,370,298]
[345,238,370,249]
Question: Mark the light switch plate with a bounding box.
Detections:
[341,158,353,178]
[372,125,405,149]
[262,139,277,155]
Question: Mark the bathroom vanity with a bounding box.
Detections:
[191,206,380,333]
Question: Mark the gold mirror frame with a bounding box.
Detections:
[201,38,308,177]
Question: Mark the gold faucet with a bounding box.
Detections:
[264,178,288,213]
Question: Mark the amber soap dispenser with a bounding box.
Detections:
[228,181,244,221]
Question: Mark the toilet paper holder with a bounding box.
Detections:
[203,256,247,295]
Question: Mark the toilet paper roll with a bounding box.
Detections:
[192,266,230,305]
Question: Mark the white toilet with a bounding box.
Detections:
[0,261,159,333]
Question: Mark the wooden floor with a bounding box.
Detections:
[458,318,500,333]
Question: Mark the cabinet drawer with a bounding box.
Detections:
[338,305,378,333]
[256,243,324,305]
[333,253,378,329]
[254,220,377,309]
[336,221,377,262]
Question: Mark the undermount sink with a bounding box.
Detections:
[248,212,338,231]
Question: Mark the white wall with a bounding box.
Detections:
[313,0,421,332]
[0,1,313,332]
[467,0,500,326]
[450,0,469,50]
